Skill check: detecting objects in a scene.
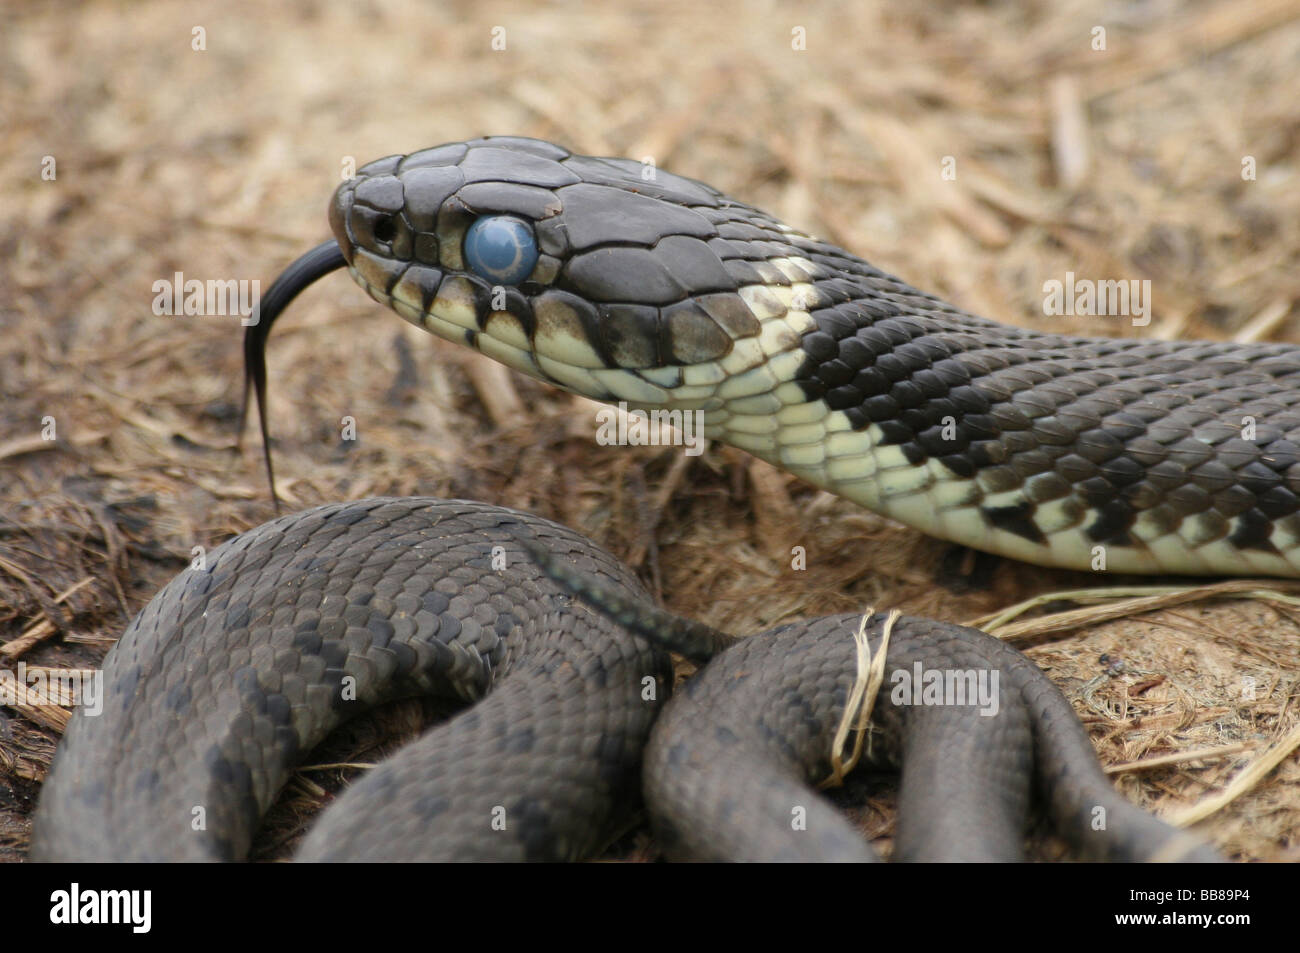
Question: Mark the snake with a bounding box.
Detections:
[31,135,1251,861]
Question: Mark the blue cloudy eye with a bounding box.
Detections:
[463,215,539,286]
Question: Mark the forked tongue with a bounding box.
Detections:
[239,239,347,506]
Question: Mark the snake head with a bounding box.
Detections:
[325,135,830,409]
[247,136,840,501]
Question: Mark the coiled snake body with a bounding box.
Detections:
[34,136,1261,861]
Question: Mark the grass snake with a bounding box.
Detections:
[34,136,1253,861]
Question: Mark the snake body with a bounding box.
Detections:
[31,499,673,861]
[328,136,1300,577]
[32,136,1249,861]
[32,498,1216,862]
[529,547,1219,862]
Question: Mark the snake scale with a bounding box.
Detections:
[33,135,1261,861]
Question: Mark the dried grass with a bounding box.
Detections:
[2,0,1299,861]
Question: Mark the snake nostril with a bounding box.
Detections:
[373,215,397,244]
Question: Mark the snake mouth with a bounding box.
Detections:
[240,238,348,502]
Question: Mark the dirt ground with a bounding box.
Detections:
[2,0,1299,862]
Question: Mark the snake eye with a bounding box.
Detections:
[463,215,539,286]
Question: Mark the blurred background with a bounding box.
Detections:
[2,0,1298,860]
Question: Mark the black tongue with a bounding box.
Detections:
[239,239,348,507]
